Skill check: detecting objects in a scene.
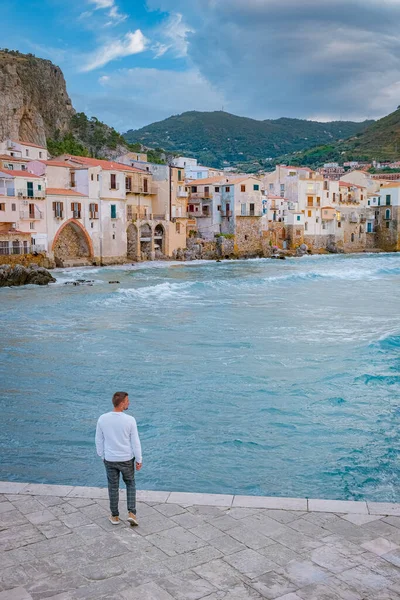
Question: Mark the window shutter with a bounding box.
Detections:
[53,202,56,210]
[95,204,98,211]
[78,203,81,211]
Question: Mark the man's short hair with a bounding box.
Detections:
[112,391,128,407]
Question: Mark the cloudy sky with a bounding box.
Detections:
[3,0,400,132]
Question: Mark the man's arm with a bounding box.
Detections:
[95,420,105,459]
[130,418,142,467]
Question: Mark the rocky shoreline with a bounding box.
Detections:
[0,264,56,287]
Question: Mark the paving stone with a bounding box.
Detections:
[358,551,400,580]
[223,548,276,579]
[137,490,171,503]
[73,522,109,541]
[382,548,400,567]
[79,559,125,581]
[276,559,329,588]
[25,509,57,525]
[337,565,393,595]
[319,518,375,543]
[189,523,224,542]
[200,582,265,599]
[156,569,217,600]
[245,514,293,539]
[84,535,132,561]
[308,500,368,515]
[76,503,109,520]
[341,513,382,526]
[265,510,306,525]
[257,543,302,567]
[318,535,365,557]
[58,511,94,528]
[233,496,307,511]
[226,507,260,520]
[193,558,244,590]
[146,526,207,556]
[0,510,29,528]
[250,570,297,599]
[269,528,324,552]
[4,547,37,564]
[26,532,85,558]
[308,545,363,574]
[25,571,88,600]
[163,546,222,573]
[153,503,187,517]
[0,524,45,551]
[36,520,73,539]
[36,496,66,508]
[323,575,363,600]
[296,582,354,599]
[129,513,176,537]
[9,499,47,516]
[170,512,205,529]
[303,512,342,528]
[368,503,400,517]
[47,504,79,519]
[208,515,239,533]
[187,505,226,520]
[272,594,302,600]
[0,587,33,599]
[209,534,247,556]
[67,486,109,499]
[227,525,275,551]
[22,484,73,497]
[121,581,175,599]
[361,537,399,556]
[0,483,28,495]
[65,497,97,509]
[167,492,233,507]
[0,501,16,514]
[287,517,329,539]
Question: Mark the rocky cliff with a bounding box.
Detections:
[0,50,75,147]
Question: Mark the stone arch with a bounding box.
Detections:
[52,219,93,267]
[154,223,165,256]
[140,222,153,261]
[127,223,139,260]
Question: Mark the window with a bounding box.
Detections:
[351,233,355,242]
[0,241,9,255]
[307,197,313,207]
[241,185,246,192]
[89,203,98,218]
[53,201,63,218]
[127,205,133,220]
[378,198,381,206]
[0,203,5,211]
[143,178,148,193]
[204,186,210,196]
[253,184,259,191]
[224,186,230,192]
[178,170,182,181]
[333,193,337,201]
[110,174,117,190]
[91,174,94,181]
[26,149,29,156]
[386,195,391,205]
[386,221,390,228]
[316,197,321,206]
[215,187,220,192]
[97,174,100,181]
[305,222,308,231]
[21,165,26,171]
[297,215,301,221]
[71,202,81,219]
[176,222,181,234]
[280,184,285,192]
[361,195,364,201]
[368,200,370,206]
[112,233,116,240]
[11,203,16,211]
[111,204,117,219]
[249,203,255,216]
[125,177,132,191]
[338,221,341,228]
[39,152,42,159]
[339,194,343,202]
[269,183,274,191]
[7,163,13,170]
[367,222,372,233]
[38,185,42,191]
[322,222,326,230]
[385,209,391,220]
[308,210,312,217]
[70,171,76,187]
[30,222,34,230]
[217,205,222,211]
[191,186,197,193]
[324,181,328,190]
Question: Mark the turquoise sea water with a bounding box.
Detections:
[1,253,400,501]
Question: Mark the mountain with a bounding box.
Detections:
[0,49,74,146]
[123,111,373,168]
[273,106,400,169]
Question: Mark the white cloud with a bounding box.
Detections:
[154,13,193,58]
[87,0,127,25]
[81,30,148,72]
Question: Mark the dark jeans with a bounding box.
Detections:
[104,459,136,517]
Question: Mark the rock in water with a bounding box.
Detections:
[0,264,56,287]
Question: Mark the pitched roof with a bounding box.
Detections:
[12,140,47,149]
[62,155,146,173]
[0,168,42,178]
[0,154,30,163]
[186,176,228,186]
[38,160,74,168]
[46,188,86,197]
[338,180,365,189]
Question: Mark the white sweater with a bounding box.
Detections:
[95,412,142,463]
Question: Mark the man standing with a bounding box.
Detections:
[95,392,142,526]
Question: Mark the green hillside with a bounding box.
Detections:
[123,111,372,168]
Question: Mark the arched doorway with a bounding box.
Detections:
[53,219,93,267]
[154,224,165,257]
[140,223,152,260]
[127,223,139,260]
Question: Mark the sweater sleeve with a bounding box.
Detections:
[95,419,105,459]
[130,417,142,463]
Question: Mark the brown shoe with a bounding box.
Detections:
[109,515,120,525]
[127,512,138,526]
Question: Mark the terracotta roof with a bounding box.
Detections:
[279,165,313,171]
[321,206,336,210]
[0,155,30,163]
[46,188,86,197]
[186,176,228,186]
[62,155,146,173]
[338,181,365,189]
[12,140,47,149]
[380,182,400,188]
[0,228,31,235]
[38,160,74,168]
[0,169,42,178]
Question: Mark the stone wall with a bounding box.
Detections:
[286,224,304,249]
[0,253,53,268]
[235,217,263,256]
[376,206,400,251]
[53,223,91,267]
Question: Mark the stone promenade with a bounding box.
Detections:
[2,482,400,599]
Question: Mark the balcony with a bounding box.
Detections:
[130,211,167,221]
[221,210,232,217]
[89,211,99,219]
[127,185,157,195]
[0,243,46,256]
[19,207,43,220]
[16,189,45,199]
[349,213,358,223]
[177,189,188,197]
[238,210,262,217]
[190,192,211,200]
